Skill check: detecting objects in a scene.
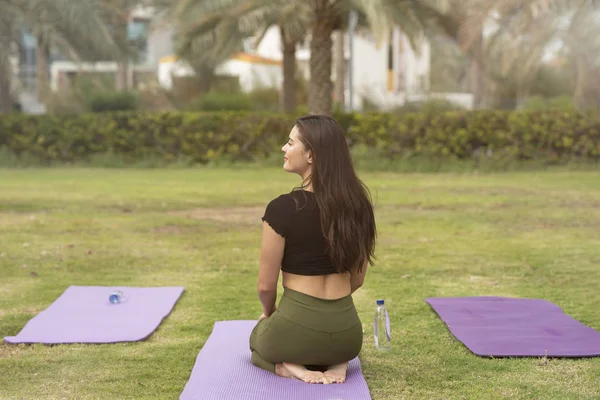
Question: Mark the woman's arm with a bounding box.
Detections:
[257,221,285,316]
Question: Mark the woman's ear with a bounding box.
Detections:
[307,151,313,164]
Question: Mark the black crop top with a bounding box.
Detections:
[261,190,338,276]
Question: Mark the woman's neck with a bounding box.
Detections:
[301,173,313,192]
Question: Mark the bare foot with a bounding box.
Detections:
[324,362,348,383]
[276,362,330,384]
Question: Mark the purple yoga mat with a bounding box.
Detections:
[4,286,184,344]
[180,320,372,400]
[426,296,600,357]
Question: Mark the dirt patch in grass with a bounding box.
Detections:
[446,187,600,208]
[0,307,41,319]
[378,202,512,213]
[0,203,50,213]
[467,275,499,287]
[446,187,540,197]
[556,199,600,209]
[0,212,48,227]
[168,206,264,225]
[488,214,600,233]
[153,226,185,234]
[0,343,30,358]
[151,224,222,234]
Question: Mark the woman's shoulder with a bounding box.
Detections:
[266,190,313,211]
[268,191,293,203]
[262,192,299,237]
[264,192,293,213]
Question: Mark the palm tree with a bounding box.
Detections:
[475,0,600,110]
[420,0,600,108]
[275,5,311,112]
[0,0,125,112]
[0,29,14,112]
[175,0,310,112]
[98,0,150,91]
[559,5,600,110]
[0,1,18,112]
[24,0,121,100]
[409,0,492,108]
[422,1,547,108]
[306,0,437,115]
[429,35,470,93]
[176,0,444,115]
[486,15,561,107]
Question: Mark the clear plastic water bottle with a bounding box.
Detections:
[374,299,391,350]
[109,290,123,304]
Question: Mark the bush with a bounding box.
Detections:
[185,88,285,112]
[185,92,255,111]
[86,91,139,112]
[45,90,88,115]
[248,88,281,112]
[521,96,576,111]
[391,98,465,114]
[0,112,296,164]
[0,110,598,167]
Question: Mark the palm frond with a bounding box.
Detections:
[16,0,122,60]
[352,0,431,50]
[175,0,311,70]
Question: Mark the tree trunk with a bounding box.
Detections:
[114,5,130,92]
[516,84,530,109]
[309,10,334,116]
[116,62,128,91]
[0,58,11,113]
[193,64,215,94]
[0,16,13,113]
[573,57,587,112]
[281,27,296,114]
[334,30,345,110]
[36,33,50,102]
[471,27,486,109]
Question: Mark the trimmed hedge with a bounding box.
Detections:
[0,112,295,164]
[0,110,599,165]
[86,91,140,113]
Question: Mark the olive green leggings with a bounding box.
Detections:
[249,287,363,373]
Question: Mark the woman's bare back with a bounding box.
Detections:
[282,272,352,300]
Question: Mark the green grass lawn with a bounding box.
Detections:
[1,168,599,400]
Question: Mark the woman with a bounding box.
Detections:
[249,115,376,384]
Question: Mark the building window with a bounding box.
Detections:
[128,18,149,64]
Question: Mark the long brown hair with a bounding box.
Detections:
[294,115,376,274]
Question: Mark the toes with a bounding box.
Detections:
[306,373,326,384]
[324,374,345,384]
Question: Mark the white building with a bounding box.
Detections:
[45,6,473,110]
[157,52,282,94]
[157,25,443,110]
[49,5,157,92]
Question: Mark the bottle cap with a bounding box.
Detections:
[376,299,384,305]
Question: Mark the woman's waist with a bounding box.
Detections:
[276,287,360,332]
[282,272,352,300]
